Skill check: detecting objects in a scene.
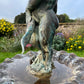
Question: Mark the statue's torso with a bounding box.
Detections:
[30,0,57,22]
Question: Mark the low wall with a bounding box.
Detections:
[14,23,84,37]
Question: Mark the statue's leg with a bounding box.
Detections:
[38,12,59,69]
[29,11,59,74]
[21,20,35,54]
[38,27,53,69]
[38,22,53,69]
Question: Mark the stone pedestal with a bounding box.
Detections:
[0,50,84,84]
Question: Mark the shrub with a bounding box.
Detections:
[52,33,66,51]
[0,35,22,52]
[65,35,84,51]
[0,19,16,37]
[0,34,38,52]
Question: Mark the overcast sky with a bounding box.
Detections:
[0,0,84,22]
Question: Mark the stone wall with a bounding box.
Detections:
[14,24,26,36]
[14,23,84,38]
[58,24,84,39]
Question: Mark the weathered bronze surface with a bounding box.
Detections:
[21,0,59,74]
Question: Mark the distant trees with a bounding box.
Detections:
[14,13,26,24]
[14,13,75,24]
[57,13,74,23]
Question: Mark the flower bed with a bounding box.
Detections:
[65,35,84,51]
[0,19,16,37]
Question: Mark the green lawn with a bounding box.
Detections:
[66,50,84,57]
[0,48,38,63]
[0,50,84,63]
[0,50,32,63]
[0,52,21,63]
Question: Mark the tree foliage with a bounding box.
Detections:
[14,12,74,24]
[14,13,26,24]
[57,13,75,23]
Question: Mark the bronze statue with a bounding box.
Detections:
[21,0,59,75]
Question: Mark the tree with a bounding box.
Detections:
[14,13,26,24]
[14,13,75,24]
[57,13,70,23]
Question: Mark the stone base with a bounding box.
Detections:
[0,50,84,84]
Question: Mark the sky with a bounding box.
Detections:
[0,0,84,23]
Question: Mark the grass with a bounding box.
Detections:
[0,51,21,63]
[0,50,84,63]
[0,48,38,63]
[66,50,84,57]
